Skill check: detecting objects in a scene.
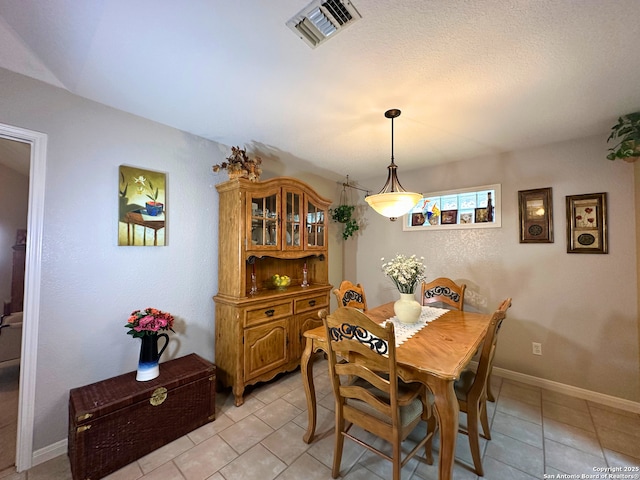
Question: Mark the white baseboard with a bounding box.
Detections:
[32,439,67,468]
[492,366,640,414]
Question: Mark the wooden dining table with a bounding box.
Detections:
[300,302,493,480]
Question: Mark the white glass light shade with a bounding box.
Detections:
[365,191,422,218]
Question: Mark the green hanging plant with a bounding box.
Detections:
[607,112,640,161]
[330,204,359,240]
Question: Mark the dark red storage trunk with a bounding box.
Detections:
[68,353,215,480]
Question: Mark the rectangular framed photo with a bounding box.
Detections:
[441,210,458,224]
[459,211,474,224]
[474,207,489,223]
[411,212,427,226]
[518,187,553,243]
[565,192,607,254]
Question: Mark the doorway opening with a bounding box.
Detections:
[0,137,29,472]
[0,122,47,472]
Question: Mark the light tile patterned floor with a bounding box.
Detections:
[2,356,640,480]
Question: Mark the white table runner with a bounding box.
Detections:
[382,305,450,346]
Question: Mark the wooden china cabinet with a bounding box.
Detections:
[214,177,332,406]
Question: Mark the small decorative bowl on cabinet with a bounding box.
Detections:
[272,274,291,291]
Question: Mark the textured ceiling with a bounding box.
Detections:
[1,0,639,182]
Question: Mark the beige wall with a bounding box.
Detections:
[346,136,639,402]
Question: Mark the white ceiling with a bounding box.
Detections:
[1,0,639,181]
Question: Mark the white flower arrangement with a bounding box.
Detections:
[381,254,426,294]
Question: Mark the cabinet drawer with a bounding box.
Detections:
[245,301,293,327]
[294,294,328,314]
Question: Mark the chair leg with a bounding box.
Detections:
[392,438,402,480]
[487,369,496,402]
[466,402,484,477]
[332,417,345,478]
[480,398,491,440]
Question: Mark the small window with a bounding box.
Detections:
[403,184,501,231]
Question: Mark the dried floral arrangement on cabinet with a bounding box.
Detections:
[212,146,262,181]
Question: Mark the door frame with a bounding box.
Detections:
[0,122,47,472]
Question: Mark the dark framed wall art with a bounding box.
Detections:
[518,187,553,243]
[565,192,607,254]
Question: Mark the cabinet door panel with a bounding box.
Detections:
[244,320,289,381]
[247,186,280,250]
[304,197,328,250]
[282,187,303,251]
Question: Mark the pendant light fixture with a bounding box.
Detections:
[365,109,422,221]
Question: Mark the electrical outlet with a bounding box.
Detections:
[532,342,542,355]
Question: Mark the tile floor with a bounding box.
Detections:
[1,355,639,480]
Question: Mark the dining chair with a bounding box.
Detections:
[319,307,437,480]
[485,298,513,402]
[420,277,466,311]
[454,297,512,476]
[332,280,368,311]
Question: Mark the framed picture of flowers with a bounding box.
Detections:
[118,165,167,246]
[565,192,607,254]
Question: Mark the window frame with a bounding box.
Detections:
[402,183,501,231]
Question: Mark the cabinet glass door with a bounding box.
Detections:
[249,191,279,249]
[283,189,302,250]
[306,200,326,249]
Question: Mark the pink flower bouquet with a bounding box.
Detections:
[125,308,175,338]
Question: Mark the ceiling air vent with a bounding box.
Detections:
[286,0,362,49]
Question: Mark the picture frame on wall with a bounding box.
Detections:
[474,207,489,223]
[118,165,167,246]
[459,212,473,224]
[565,192,607,254]
[411,212,426,226]
[518,187,553,243]
[441,210,458,224]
